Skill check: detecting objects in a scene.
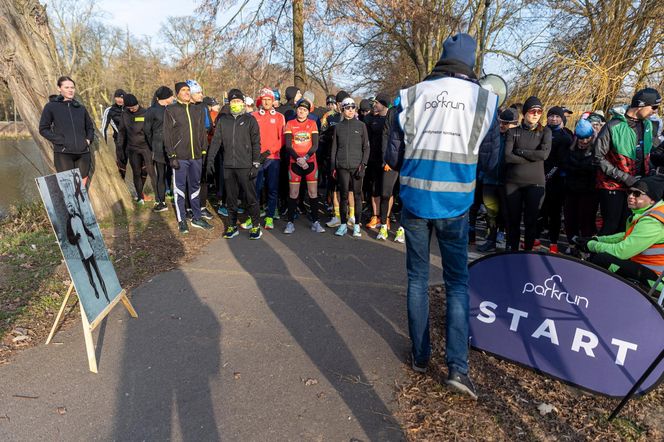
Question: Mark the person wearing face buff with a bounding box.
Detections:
[163,82,213,234]
[208,89,262,240]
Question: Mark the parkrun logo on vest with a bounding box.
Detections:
[424,91,465,111]
[522,275,589,309]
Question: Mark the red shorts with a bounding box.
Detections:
[289,160,318,184]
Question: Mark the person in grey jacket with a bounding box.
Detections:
[330,97,370,237]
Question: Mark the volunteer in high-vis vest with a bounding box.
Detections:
[580,174,664,290]
[385,33,500,400]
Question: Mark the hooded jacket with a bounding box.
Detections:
[208,111,261,169]
[101,103,123,142]
[561,138,596,193]
[163,100,207,160]
[144,102,168,163]
[39,96,94,154]
[117,107,150,152]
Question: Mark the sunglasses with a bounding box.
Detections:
[342,105,357,110]
[628,190,646,198]
[527,109,543,115]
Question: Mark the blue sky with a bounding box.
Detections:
[97,0,198,40]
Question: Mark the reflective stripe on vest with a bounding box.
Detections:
[624,207,664,273]
[397,76,497,219]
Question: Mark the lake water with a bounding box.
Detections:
[0,139,47,217]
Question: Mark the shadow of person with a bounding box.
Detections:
[110,205,222,441]
[227,233,405,439]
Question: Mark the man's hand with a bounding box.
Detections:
[354,163,366,179]
[206,160,215,176]
[170,158,180,170]
[248,163,260,179]
[296,157,309,170]
[572,236,596,253]
[383,164,392,172]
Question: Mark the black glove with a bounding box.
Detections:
[170,158,180,170]
[206,160,216,177]
[572,236,595,253]
[259,150,271,164]
[354,163,366,179]
[248,164,259,180]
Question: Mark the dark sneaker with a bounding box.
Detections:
[153,202,168,212]
[223,226,239,239]
[445,370,478,400]
[200,207,214,220]
[178,220,189,234]
[411,354,427,374]
[186,209,194,220]
[477,240,496,253]
[249,226,262,240]
[191,218,213,230]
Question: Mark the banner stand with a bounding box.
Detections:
[45,282,138,373]
[609,348,664,421]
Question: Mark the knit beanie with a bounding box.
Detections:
[440,33,477,70]
[155,86,173,100]
[174,82,188,95]
[575,119,594,138]
[359,99,373,111]
[523,96,543,113]
[114,89,126,98]
[498,108,519,122]
[258,88,275,100]
[123,94,138,107]
[631,175,664,202]
[285,86,299,101]
[296,98,312,110]
[547,106,565,119]
[227,88,244,101]
[186,79,203,94]
[335,90,350,103]
[375,93,390,107]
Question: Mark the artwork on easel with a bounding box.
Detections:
[36,168,137,372]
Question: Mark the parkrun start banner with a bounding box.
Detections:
[469,252,664,397]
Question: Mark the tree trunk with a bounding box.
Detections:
[0,0,133,218]
[292,0,307,90]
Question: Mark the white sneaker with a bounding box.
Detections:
[376,224,388,241]
[283,222,295,234]
[352,224,361,237]
[311,221,325,233]
[326,216,341,228]
[347,216,356,227]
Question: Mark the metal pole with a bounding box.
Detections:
[477,0,491,76]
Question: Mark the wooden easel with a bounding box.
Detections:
[45,283,138,373]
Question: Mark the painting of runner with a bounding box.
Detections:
[36,168,122,324]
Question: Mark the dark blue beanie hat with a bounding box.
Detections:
[441,33,477,70]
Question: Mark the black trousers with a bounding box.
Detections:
[337,168,363,224]
[599,189,629,235]
[590,253,658,289]
[379,169,399,223]
[54,152,91,178]
[224,168,260,226]
[154,161,168,203]
[564,191,598,242]
[538,176,565,244]
[128,148,156,200]
[506,184,545,251]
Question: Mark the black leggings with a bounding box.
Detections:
[599,189,629,235]
[590,253,658,290]
[54,152,91,178]
[539,176,565,244]
[564,191,598,242]
[506,184,545,251]
[154,161,168,203]
[129,148,156,199]
[379,170,399,223]
[337,168,363,224]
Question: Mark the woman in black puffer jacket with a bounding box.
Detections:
[39,76,95,185]
[504,96,552,251]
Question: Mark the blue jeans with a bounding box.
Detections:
[255,159,280,217]
[402,208,470,374]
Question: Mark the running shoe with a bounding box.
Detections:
[446,370,478,400]
[136,198,145,206]
[191,218,213,230]
[477,240,496,252]
[366,216,380,229]
[549,244,559,254]
[394,227,405,243]
[223,226,239,239]
[142,194,154,202]
[237,207,245,214]
[283,222,295,234]
[200,207,214,220]
[260,207,266,217]
[217,206,229,217]
[249,226,262,240]
[240,219,253,230]
[335,224,348,236]
[377,225,388,241]
[326,216,341,228]
[273,208,281,220]
[153,202,168,212]
[178,220,189,234]
[352,224,361,237]
[311,221,325,233]
[347,216,356,227]
[264,217,274,230]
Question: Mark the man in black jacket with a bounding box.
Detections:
[163,82,213,233]
[117,94,157,206]
[208,89,262,240]
[144,86,173,212]
[101,89,127,178]
[330,97,370,237]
